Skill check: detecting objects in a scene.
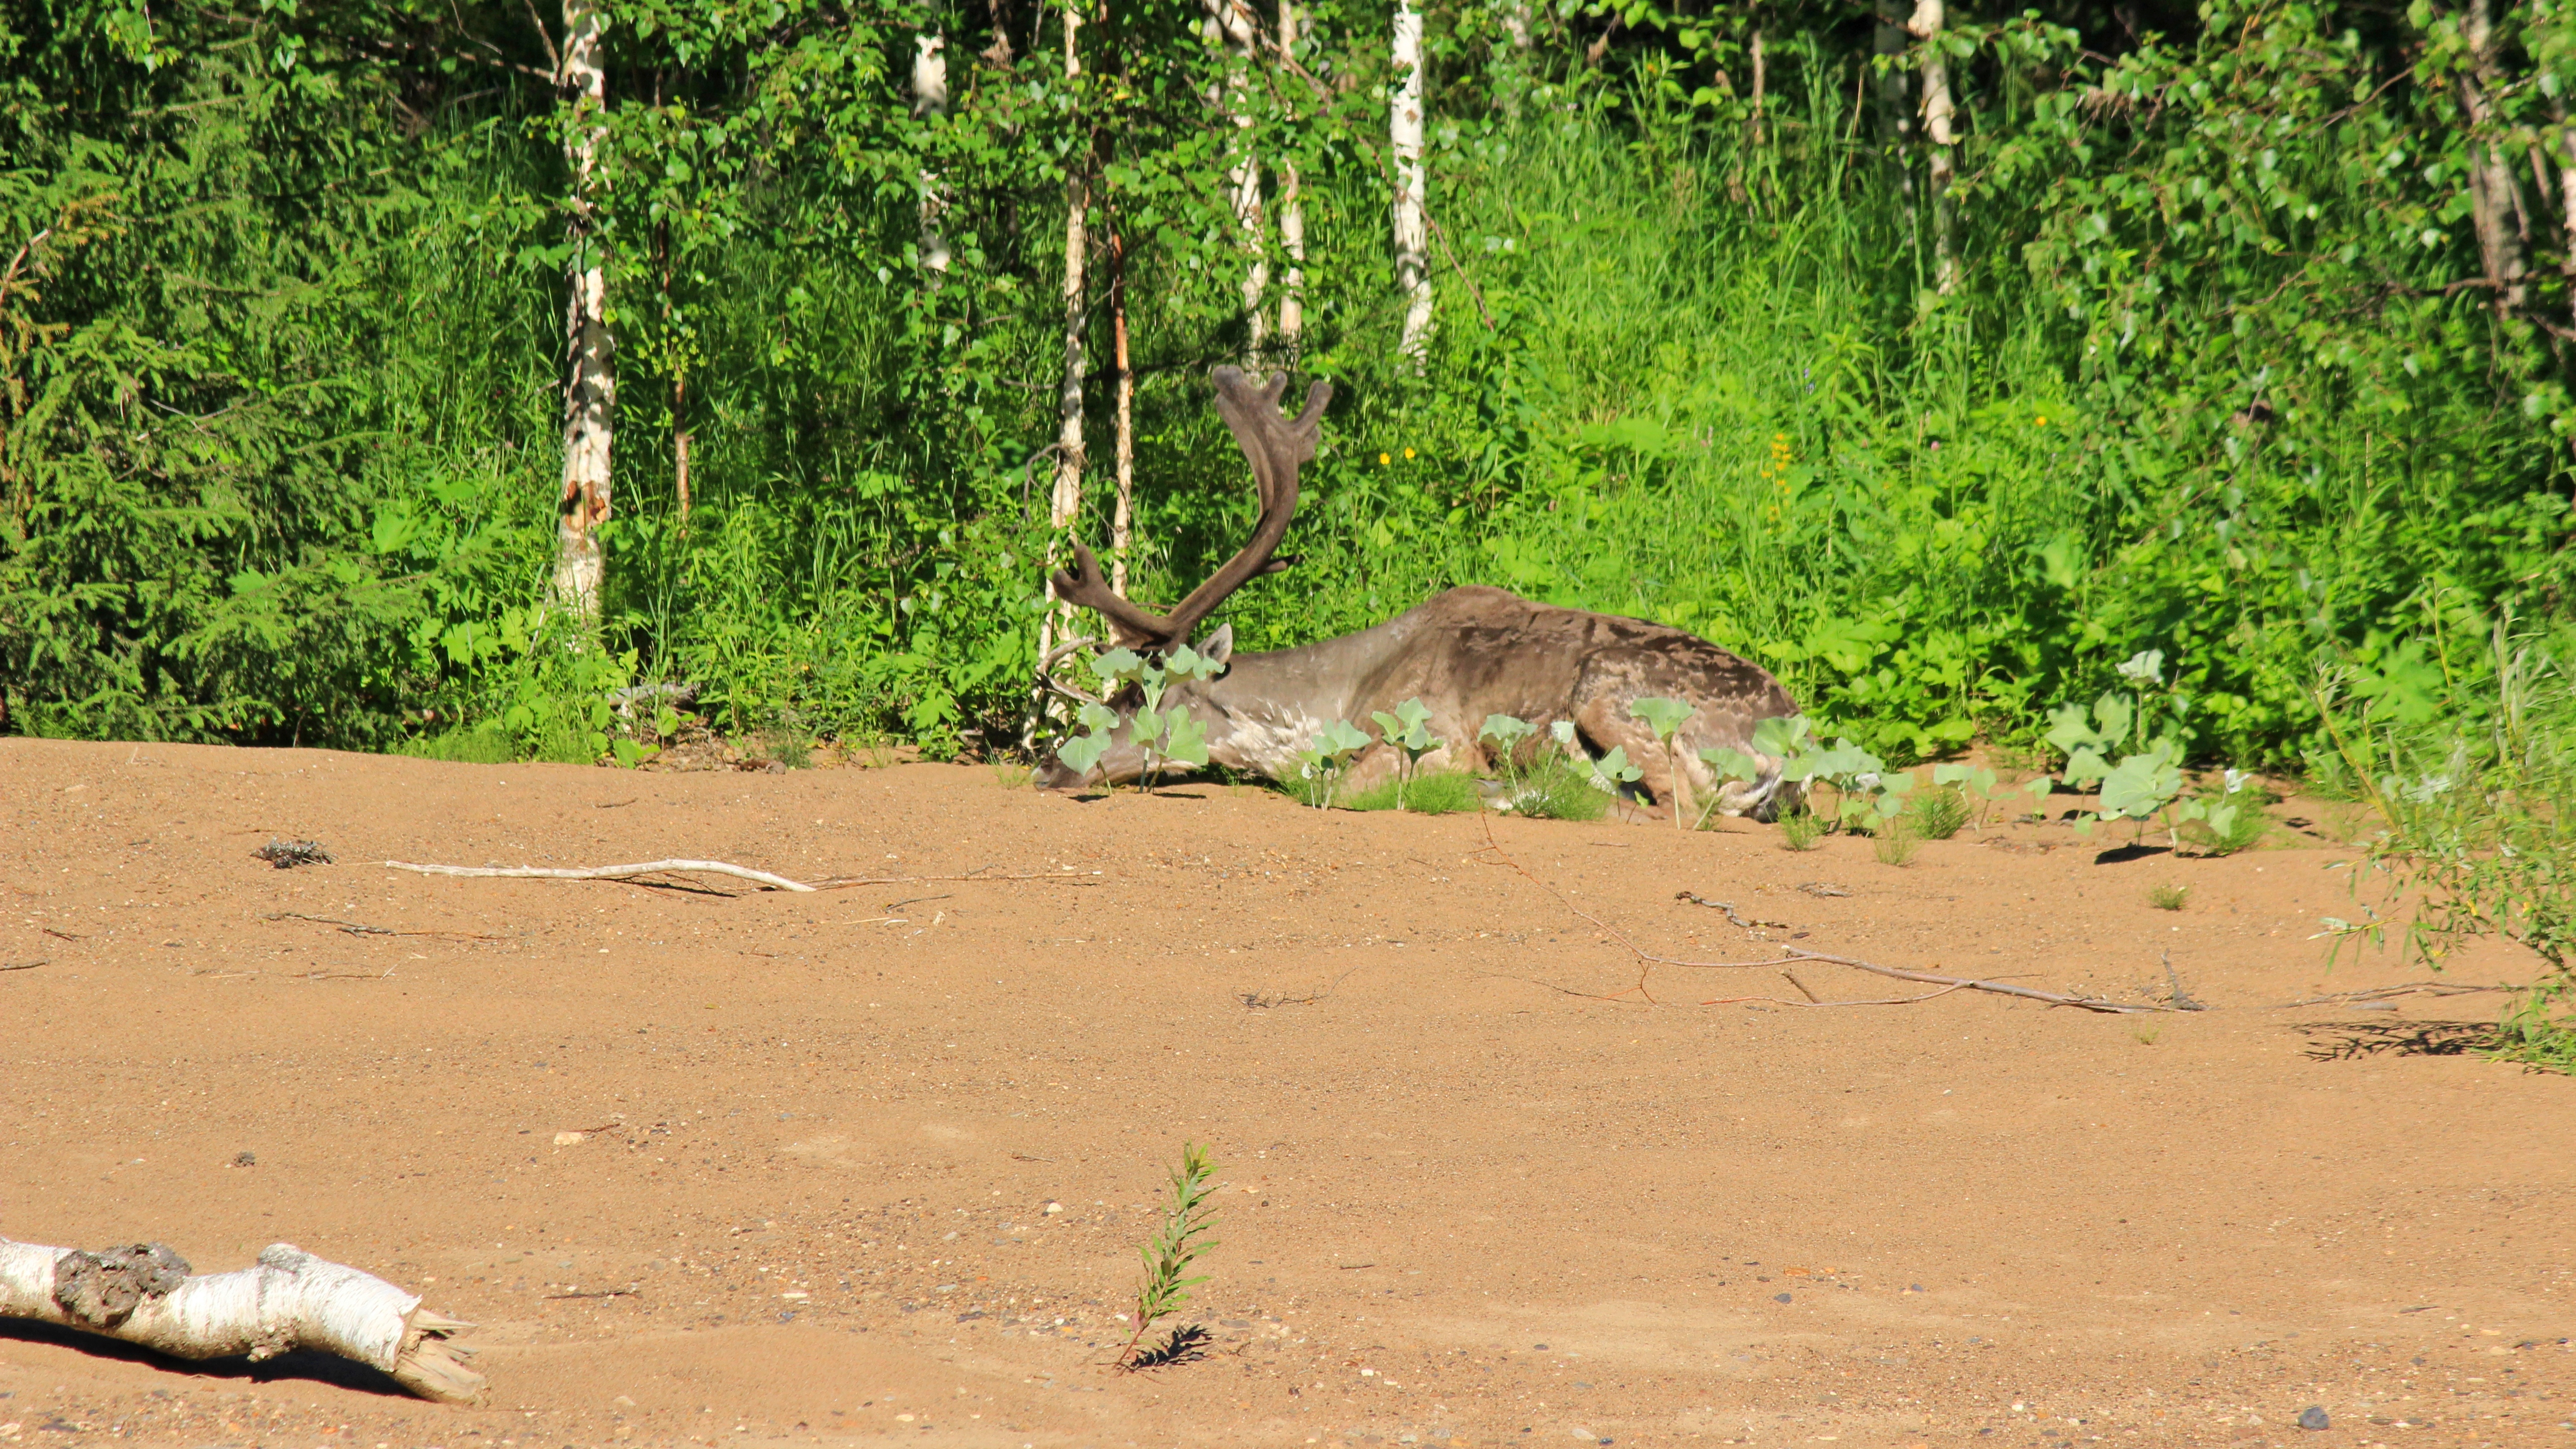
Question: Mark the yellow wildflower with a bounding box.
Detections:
[1379,452,1391,466]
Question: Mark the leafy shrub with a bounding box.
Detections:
[1778,810,1825,851]
[1872,823,1919,867]
[2148,884,2189,911]
[1505,753,1612,822]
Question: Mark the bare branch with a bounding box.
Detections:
[384,859,817,891]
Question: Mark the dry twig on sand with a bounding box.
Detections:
[1473,818,2164,1014]
[2274,980,2522,1008]
[383,859,1106,894]
[0,1239,481,1402]
[384,858,817,891]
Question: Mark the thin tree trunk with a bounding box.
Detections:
[1033,0,1089,723]
[2558,116,2576,337]
[1500,0,1531,50]
[1748,25,1767,146]
[1391,0,1432,369]
[553,0,613,626]
[2457,0,2528,314]
[1204,0,1269,357]
[1873,0,1916,237]
[1908,0,1958,294]
[1276,0,1306,355]
[672,376,691,530]
[1110,227,1136,599]
[914,31,953,273]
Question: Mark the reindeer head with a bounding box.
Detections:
[1035,366,1329,790]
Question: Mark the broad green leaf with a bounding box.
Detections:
[1128,708,1164,747]
[1700,745,1760,782]
[1313,718,1371,757]
[1628,697,1694,740]
[1055,730,1111,777]
[1550,720,1579,747]
[1750,715,1811,757]
[1092,647,1146,684]
[1076,701,1120,735]
[2090,691,2134,749]
[1586,745,1643,792]
[2099,743,2183,819]
[1162,706,1209,767]
[1163,644,1221,681]
[1479,713,1535,747]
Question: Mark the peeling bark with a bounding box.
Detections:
[1110,227,1136,599]
[552,0,613,625]
[1276,0,1306,356]
[1204,0,1270,356]
[2456,0,2528,314]
[1908,0,1958,294]
[0,1238,482,1404]
[1391,0,1432,368]
[914,31,953,274]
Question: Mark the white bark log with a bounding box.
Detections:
[1907,0,1958,294]
[1500,0,1531,50]
[913,32,952,273]
[1205,0,1270,355]
[0,1239,482,1404]
[1277,0,1306,353]
[1390,0,1433,368]
[553,0,614,625]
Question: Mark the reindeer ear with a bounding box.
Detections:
[1196,624,1234,667]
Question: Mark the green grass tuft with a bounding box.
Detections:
[1779,810,1826,852]
[1909,786,1971,840]
[1344,771,1485,815]
[2148,883,2189,911]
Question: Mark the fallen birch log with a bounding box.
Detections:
[384,858,816,892]
[0,1239,482,1403]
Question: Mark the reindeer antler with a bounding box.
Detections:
[1051,366,1331,653]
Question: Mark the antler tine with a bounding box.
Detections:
[1157,367,1332,645]
[1047,539,1170,649]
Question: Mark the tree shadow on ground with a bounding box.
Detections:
[2295,1019,2501,1061]
[0,1317,416,1397]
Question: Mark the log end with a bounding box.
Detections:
[393,1308,484,1404]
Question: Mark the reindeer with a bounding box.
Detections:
[1034,367,1802,819]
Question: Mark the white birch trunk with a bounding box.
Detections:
[1110,228,1136,598]
[0,1239,482,1404]
[1205,0,1270,356]
[2457,0,2528,313]
[914,31,953,273]
[553,0,614,625]
[1390,0,1433,368]
[1035,0,1089,701]
[1908,0,1959,295]
[1276,0,1306,355]
[1500,0,1531,50]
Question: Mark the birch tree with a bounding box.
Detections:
[1276,0,1307,355]
[553,0,614,625]
[1204,0,1271,355]
[2450,0,2529,313]
[1038,0,1091,681]
[1908,0,1959,294]
[1390,0,1432,367]
[914,30,953,274]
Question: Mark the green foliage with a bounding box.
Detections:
[2317,611,2576,1070]
[1872,822,1919,867]
[4,0,2573,804]
[1118,1142,1221,1372]
[1343,770,1483,815]
[1930,763,2053,828]
[1627,696,1697,828]
[2148,884,2189,912]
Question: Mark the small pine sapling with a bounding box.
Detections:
[1118,1142,1221,1371]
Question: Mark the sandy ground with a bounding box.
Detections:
[0,737,2571,1449]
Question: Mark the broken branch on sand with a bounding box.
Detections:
[381,859,1107,894]
[1473,818,2165,1014]
[0,1239,482,1403]
[384,859,817,891]
[2273,980,2523,1008]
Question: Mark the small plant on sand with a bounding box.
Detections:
[1628,697,1697,829]
[2148,883,2189,911]
[1930,762,2054,827]
[1778,808,1826,851]
[1118,1142,1222,1371]
[2177,769,2269,856]
[1908,785,1971,840]
[1369,698,1442,810]
[1872,820,1920,866]
[1511,749,1613,821]
[1291,719,1372,807]
[2131,1024,2163,1046]
[1478,713,1537,794]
